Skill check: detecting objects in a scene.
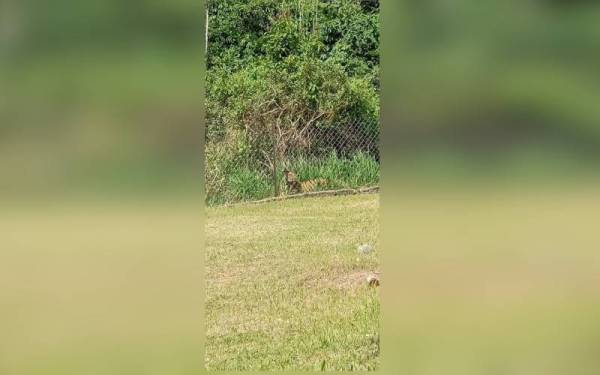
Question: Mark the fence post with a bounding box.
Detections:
[272,141,280,197]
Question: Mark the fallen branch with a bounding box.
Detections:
[225,186,379,207]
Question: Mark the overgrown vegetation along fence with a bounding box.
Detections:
[205,118,379,205]
[205,0,380,206]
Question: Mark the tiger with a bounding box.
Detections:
[283,169,327,194]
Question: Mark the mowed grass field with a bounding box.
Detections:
[205,194,380,371]
[3,187,599,374]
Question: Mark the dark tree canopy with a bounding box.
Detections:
[206,0,380,130]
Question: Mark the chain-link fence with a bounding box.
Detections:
[205,118,380,205]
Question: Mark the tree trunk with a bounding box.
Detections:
[272,154,280,197]
[205,8,209,54]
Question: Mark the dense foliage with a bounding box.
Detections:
[205,0,380,204]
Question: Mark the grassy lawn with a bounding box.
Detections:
[205,194,380,371]
[3,188,599,374]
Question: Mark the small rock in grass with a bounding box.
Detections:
[366,274,380,287]
[357,244,374,255]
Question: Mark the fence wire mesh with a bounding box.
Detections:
[205,118,380,205]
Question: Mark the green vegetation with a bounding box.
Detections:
[1,1,203,199]
[205,0,380,205]
[387,0,600,171]
[205,194,380,371]
[207,151,379,205]
[287,151,379,188]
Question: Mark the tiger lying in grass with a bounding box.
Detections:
[283,169,327,194]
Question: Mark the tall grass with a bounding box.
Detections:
[206,167,273,206]
[284,151,379,190]
[205,151,379,205]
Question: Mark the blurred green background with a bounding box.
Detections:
[0,0,204,199]
[381,1,600,374]
[384,0,600,185]
[1,1,206,374]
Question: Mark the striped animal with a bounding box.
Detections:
[283,169,327,194]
